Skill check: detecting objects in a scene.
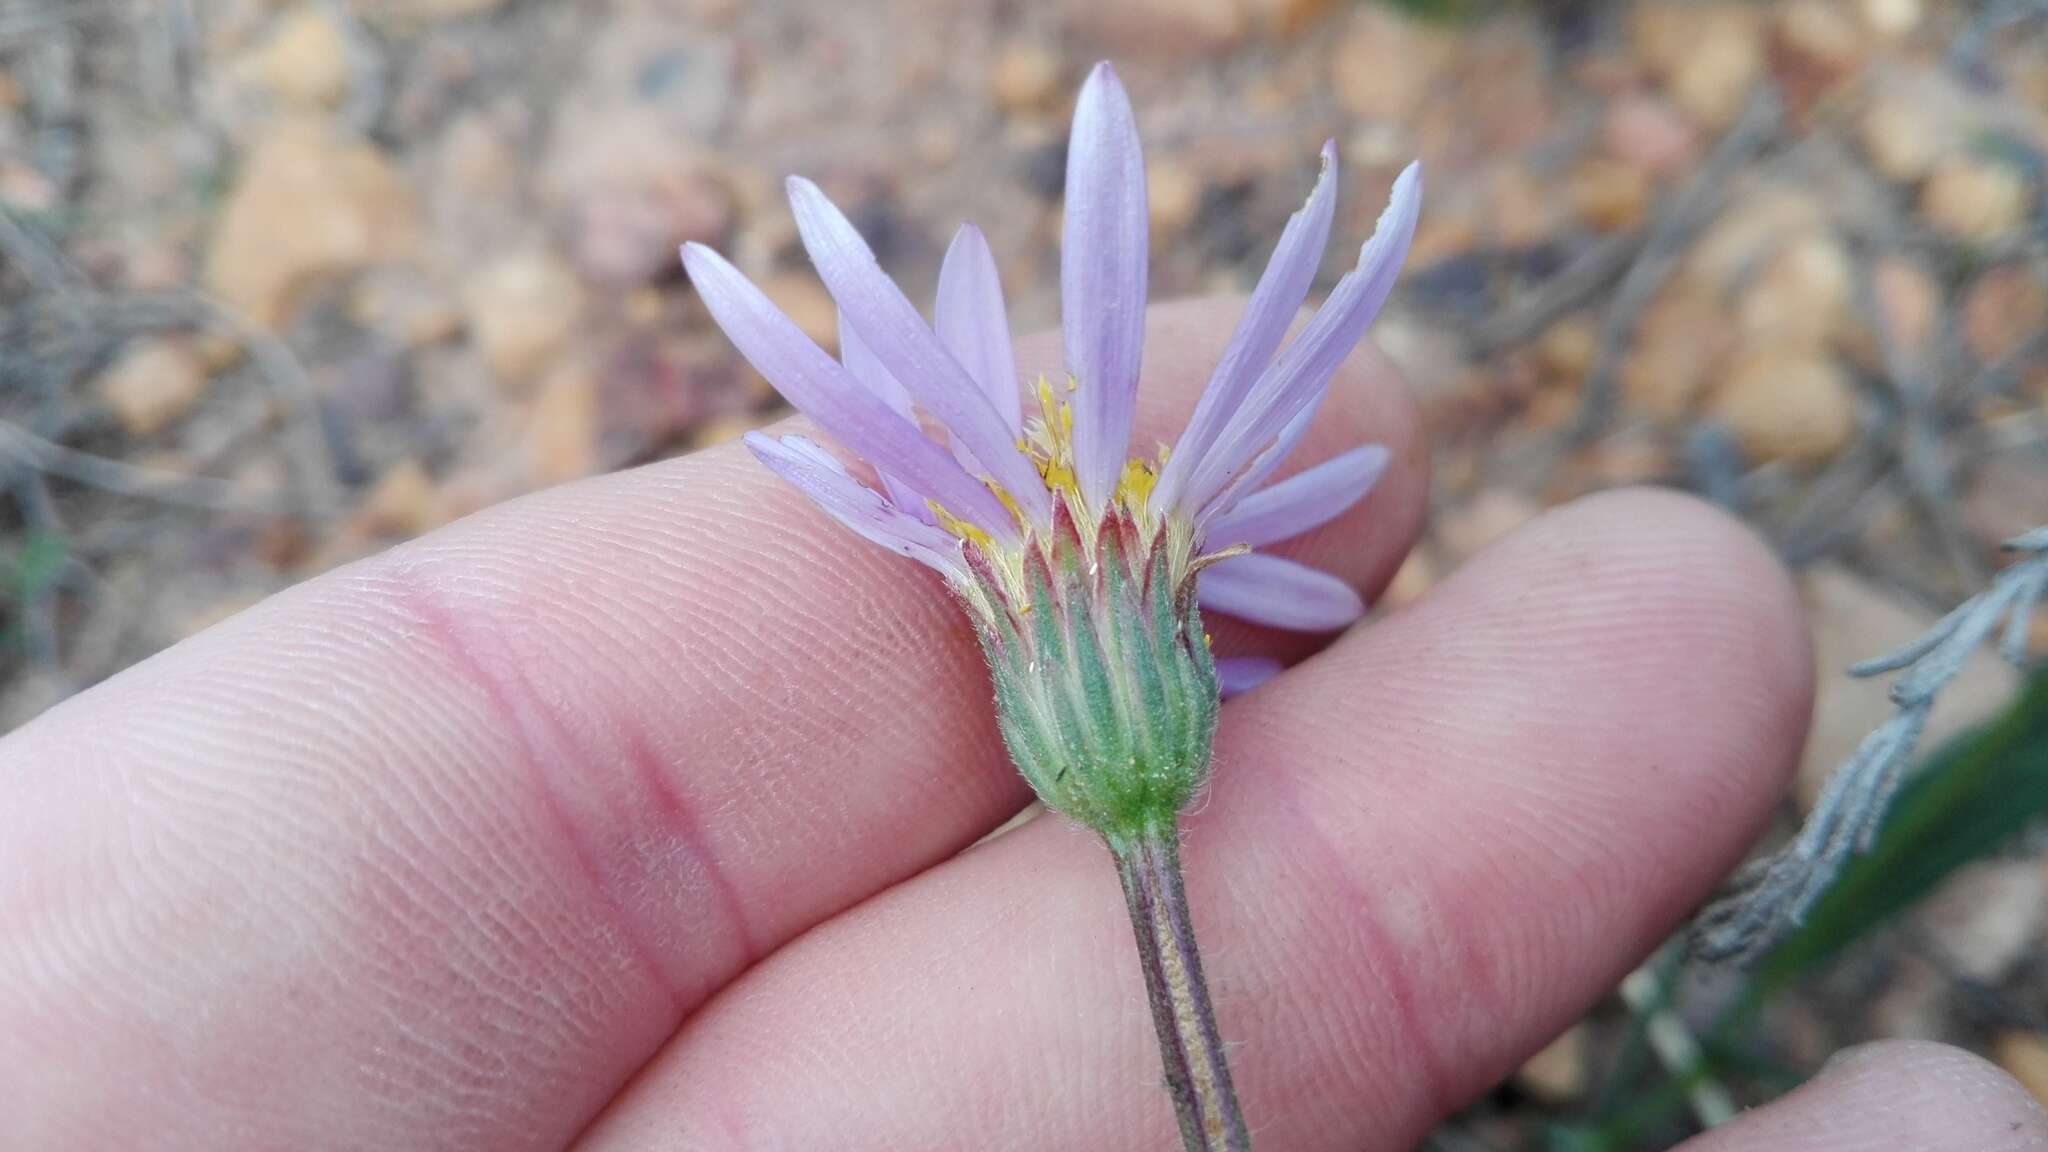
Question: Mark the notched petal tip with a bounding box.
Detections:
[1159,135,1344,516]
[677,240,721,278]
[785,177,846,247]
[1377,161,1423,239]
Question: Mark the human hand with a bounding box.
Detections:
[4,299,2041,1151]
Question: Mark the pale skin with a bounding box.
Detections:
[3,298,2043,1151]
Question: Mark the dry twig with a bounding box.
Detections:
[0,420,278,514]
[1467,231,1640,355]
[1568,89,1784,443]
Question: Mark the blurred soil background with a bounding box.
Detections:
[1,0,2046,1144]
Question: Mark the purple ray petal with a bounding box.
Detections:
[839,310,934,523]
[1204,443,1389,549]
[745,433,967,579]
[846,282,985,499]
[1156,141,1340,516]
[1181,162,1421,515]
[1214,655,1283,697]
[839,308,914,418]
[681,243,1015,540]
[1199,379,1322,528]
[785,178,1051,525]
[935,224,1022,434]
[1062,61,1149,511]
[1197,552,1365,632]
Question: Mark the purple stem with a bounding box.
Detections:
[1110,827,1252,1152]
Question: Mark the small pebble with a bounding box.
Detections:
[1514,1026,1588,1105]
[1437,488,1542,564]
[462,248,587,388]
[242,5,351,109]
[1602,94,1698,179]
[1772,0,1865,89]
[989,45,1061,115]
[1148,160,1202,242]
[1921,156,2032,244]
[526,363,599,484]
[98,339,210,439]
[1869,255,1940,364]
[356,458,439,538]
[1379,549,1436,611]
[1569,158,1651,232]
[1330,8,1456,121]
[1711,347,1858,463]
[1537,316,1598,384]
[1861,0,1922,37]
[1736,232,1852,350]
[1623,286,1730,421]
[1963,265,2048,365]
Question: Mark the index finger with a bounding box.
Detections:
[0,297,1423,1152]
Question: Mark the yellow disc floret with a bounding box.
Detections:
[930,376,1232,614]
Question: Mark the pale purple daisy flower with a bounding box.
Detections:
[682,64,1417,700]
[682,62,1417,1152]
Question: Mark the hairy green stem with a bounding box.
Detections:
[1111,826,1250,1152]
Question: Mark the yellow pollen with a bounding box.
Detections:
[990,482,1023,523]
[968,378,1180,554]
[931,501,996,550]
[1116,458,1158,518]
[1026,374,1083,500]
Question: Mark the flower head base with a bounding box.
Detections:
[969,496,1221,844]
[681,62,1419,836]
